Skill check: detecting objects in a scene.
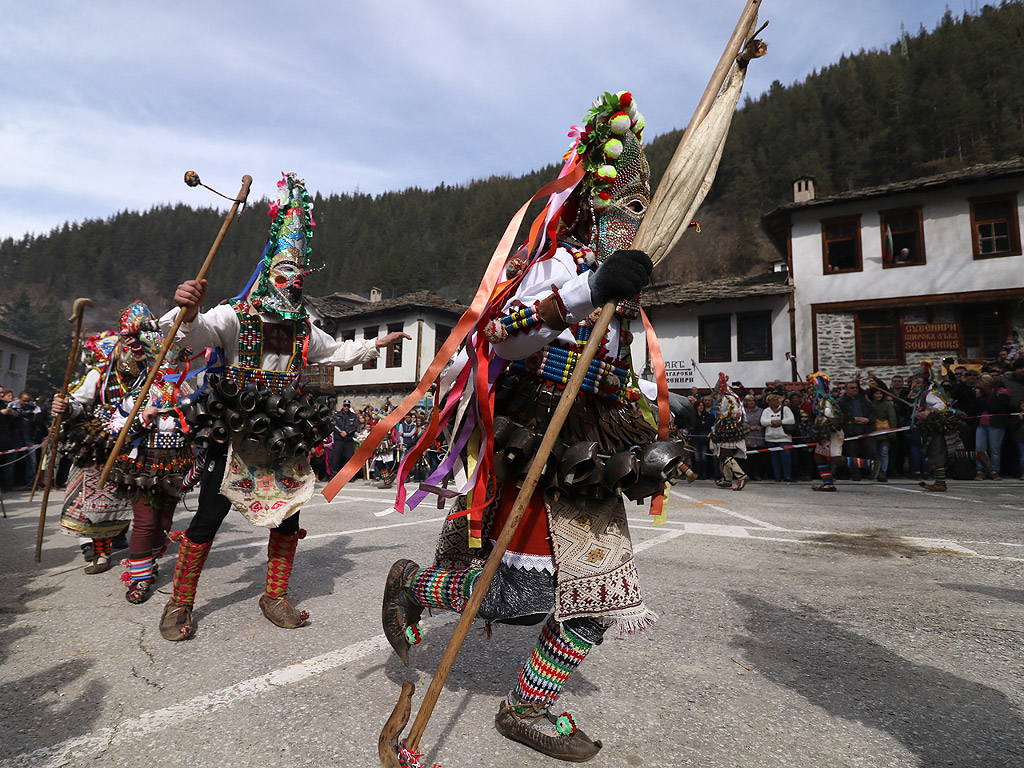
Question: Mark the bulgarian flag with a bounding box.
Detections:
[882,224,894,265]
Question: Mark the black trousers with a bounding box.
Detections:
[185,443,300,545]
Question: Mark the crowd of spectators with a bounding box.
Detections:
[675,353,1024,483]
[0,388,47,493]
[310,399,445,483]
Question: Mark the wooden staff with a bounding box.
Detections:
[35,298,93,563]
[98,174,252,488]
[382,3,766,763]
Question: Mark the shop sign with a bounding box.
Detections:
[903,323,962,351]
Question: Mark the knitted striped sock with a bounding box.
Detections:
[845,457,870,470]
[408,566,481,612]
[944,432,962,454]
[121,556,154,585]
[933,465,947,485]
[816,463,833,484]
[513,616,594,707]
[93,538,112,558]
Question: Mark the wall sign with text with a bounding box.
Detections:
[902,323,962,351]
[663,360,695,385]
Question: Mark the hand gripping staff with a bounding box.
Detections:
[34,298,93,562]
[379,3,768,766]
[98,173,252,489]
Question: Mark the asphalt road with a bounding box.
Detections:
[1,476,1022,768]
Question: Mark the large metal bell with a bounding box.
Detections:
[557,441,601,487]
[602,450,641,494]
[492,416,515,450]
[503,426,539,472]
[640,440,687,482]
[209,420,229,444]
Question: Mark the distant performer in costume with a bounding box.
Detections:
[159,173,408,641]
[807,371,878,489]
[808,372,843,492]
[912,360,989,492]
[382,92,692,762]
[708,372,748,490]
[54,328,134,574]
[54,301,190,587]
[106,303,193,603]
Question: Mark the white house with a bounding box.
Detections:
[631,272,794,392]
[305,290,467,405]
[0,329,39,394]
[762,159,1024,381]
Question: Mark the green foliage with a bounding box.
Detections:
[2,1,1023,338]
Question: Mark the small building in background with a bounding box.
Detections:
[0,330,39,394]
[305,289,466,408]
[762,159,1024,381]
[632,272,794,392]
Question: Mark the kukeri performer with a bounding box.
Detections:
[808,371,883,490]
[52,303,179,579]
[912,360,989,492]
[158,173,408,641]
[382,92,693,762]
[708,372,749,490]
[808,371,844,492]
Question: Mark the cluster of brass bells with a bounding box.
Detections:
[107,466,187,499]
[492,414,688,502]
[184,374,337,460]
[59,416,116,467]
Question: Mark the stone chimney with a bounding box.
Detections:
[369,287,382,303]
[793,176,816,204]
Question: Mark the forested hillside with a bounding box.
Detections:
[3,2,1023,392]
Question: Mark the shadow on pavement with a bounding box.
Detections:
[940,582,1024,606]
[730,593,1024,768]
[0,623,107,760]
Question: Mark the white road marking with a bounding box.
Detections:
[883,484,1024,511]
[627,518,1023,561]
[0,615,459,768]
[632,529,685,552]
[669,489,785,530]
[1,517,691,768]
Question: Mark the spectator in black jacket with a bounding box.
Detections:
[331,399,360,477]
[837,380,877,480]
[9,391,40,488]
[0,389,18,491]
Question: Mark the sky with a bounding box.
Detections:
[1,0,969,243]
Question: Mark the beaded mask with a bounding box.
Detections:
[249,173,315,321]
[569,91,649,264]
[116,301,163,375]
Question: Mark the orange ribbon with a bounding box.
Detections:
[640,306,670,522]
[322,160,586,502]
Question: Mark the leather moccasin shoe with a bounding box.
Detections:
[494,698,602,762]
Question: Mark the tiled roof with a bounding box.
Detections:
[761,157,1024,254]
[307,290,467,320]
[0,329,40,350]
[765,158,1024,218]
[642,271,792,306]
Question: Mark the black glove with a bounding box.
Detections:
[588,249,653,306]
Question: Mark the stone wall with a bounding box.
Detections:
[814,311,959,384]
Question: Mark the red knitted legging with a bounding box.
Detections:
[265,529,306,599]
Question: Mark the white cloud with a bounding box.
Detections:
[0,0,959,241]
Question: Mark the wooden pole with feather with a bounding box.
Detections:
[97,173,252,489]
[379,3,767,765]
[35,298,93,563]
